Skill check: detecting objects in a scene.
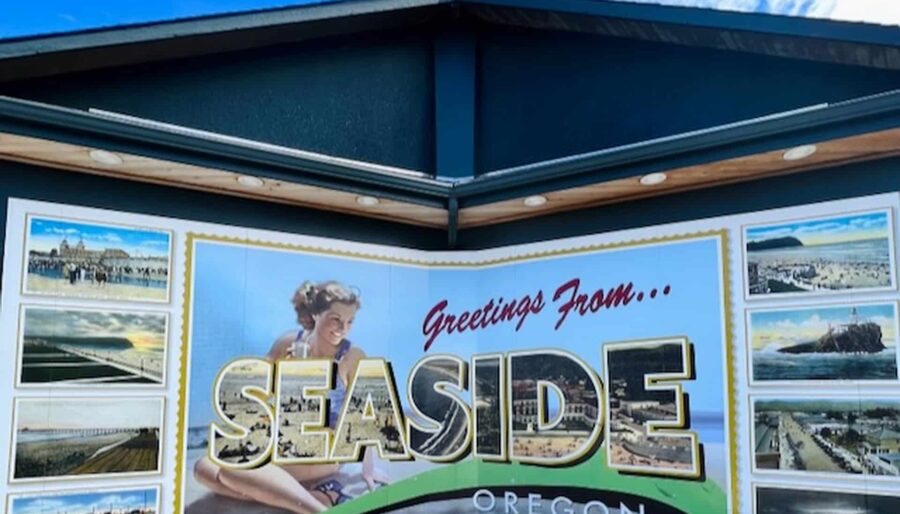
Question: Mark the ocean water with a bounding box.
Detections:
[753,348,898,381]
[749,238,891,264]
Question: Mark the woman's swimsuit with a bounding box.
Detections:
[295,330,351,426]
[294,331,354,506]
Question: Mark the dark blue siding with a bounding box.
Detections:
[1,31,436,173]
[476,27,900,173]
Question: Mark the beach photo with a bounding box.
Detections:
[753,397,900,478]
[754,484,900,514]
[748,302,899,384]
[17,305,168,386]
[8,486,160,514]
[744,210,895,298]
[23,215,172,302]
[11,396,164,482]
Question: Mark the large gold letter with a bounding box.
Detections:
[604,337,701,478]
[273,359,334,464]
[209,358,275,469]
[406,354,471,462]
[472,353,507,461]
[508,349,603,465]
[330,359,410,461]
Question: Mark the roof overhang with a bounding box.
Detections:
[2,0,900,83]
[1,91,899,234]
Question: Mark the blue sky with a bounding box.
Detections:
[745,211,890,246]
[2,0,899,39]
[11,488,157,514]
[28,216,171,258]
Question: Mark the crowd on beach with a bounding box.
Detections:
[28,256,168,287]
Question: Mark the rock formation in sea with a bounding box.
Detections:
[778,322,884,354]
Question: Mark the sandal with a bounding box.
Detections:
[313,479,352,506]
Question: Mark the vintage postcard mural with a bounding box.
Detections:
[4,195,899,514]
[177,231,733,514]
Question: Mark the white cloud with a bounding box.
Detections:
[831,0,900,25]
[610,0,900,26]
[49,227,79,236]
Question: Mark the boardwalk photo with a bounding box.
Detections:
[11,397,164,482]
[9,486,160,514]
[753,397,900,478]
[744,210,895,298]
[24,215,172,303]
[18,306,168,386]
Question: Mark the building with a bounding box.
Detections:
[1,2,899,513]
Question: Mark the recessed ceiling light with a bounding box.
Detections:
[236,175,265,188]
[356,196,380,207]
[523,195,548,207]
[639,172,667,186]
[782,144,817,161]
[88,149,123,165]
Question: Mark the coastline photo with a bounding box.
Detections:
[11,397,164,482]
[755,485,900,514]
[18,305,168,386]
[8,486,160,514]
[23,215,172,303]
[753,397,900,478]
[748,303,899,384]
[744,210,894,298]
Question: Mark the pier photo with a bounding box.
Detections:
[744,210,894,298]
[18,306,168,386]
[11,397,164,482]
[24,215,171,302]
[748,303,899,383]
[753,397,900,478]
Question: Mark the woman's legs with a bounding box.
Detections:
[193,457,248,501]
[193,457,329,514]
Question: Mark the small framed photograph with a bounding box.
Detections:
[751,395,900,480]
[8,485,161,514]
[10,396,165,483]
[743,209,896,299]
[746,301,899,385]
[17,305,169,387]
[753,483,899,514]
[23,214,172,303]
